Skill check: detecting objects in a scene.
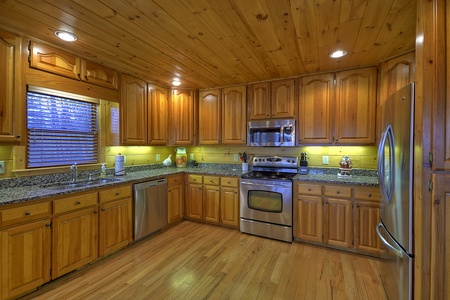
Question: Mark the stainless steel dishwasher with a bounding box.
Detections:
[133,178,168,242]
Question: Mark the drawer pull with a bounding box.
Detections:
[368,193,372,197]
[356,204,360,207]
[227,181,231,184]
[25,211,31,216]
[336,191,340,194]
[174,179,178,182]
[210,180,214,183]
[76,201,81,205]
[102,208,106,211]
[115,192,120,196]
[308,188,311,191]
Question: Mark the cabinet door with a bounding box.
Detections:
[121,75,148,145]
[271,79,296,118]
[222,85,246,145]
[52,207,98,278]
[323,198,352,248]
[199,89,221,144]
[99,198,131,257]
[295,195,322,242]
[299,74,334,144]
[168,184,184,224]
[148,85,168,145]
[220,186,239,228]
[0,29,21,143]
[203,185,220,224]
[186,183,203,220]
[335,67,377,144]
[354,200,383,255]
[248,82,270,120]
[0,220,51,300]
[81,60,118,89]
[171,89,196,145]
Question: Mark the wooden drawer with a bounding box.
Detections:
[354,187,380,202]
[1,201,51,226]
[167,174,184,187]
[324,185,352,198]
[99,185,131,203]
[203,175,220,186]
[221,177,239,187]
[53,192,98,214]
[187,174,203,184]
[297,183,322,196]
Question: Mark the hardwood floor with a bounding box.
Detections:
[21,221,387,300]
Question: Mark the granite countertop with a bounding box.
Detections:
[0,164,377,207]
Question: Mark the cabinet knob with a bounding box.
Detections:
[336,191,340,194]
[16,135,21,139]
[84,75,89,80]
[210,180,213,183]
[356,204,360,208]
[77,73,82,79]
[368,193,372,197]
[46,223,52,227]
[76,201,81,205]
[25,211,31,216]
[308,188,311,191]
[102,208,106,211]
[115,192,120,196]
[94,210,98,214]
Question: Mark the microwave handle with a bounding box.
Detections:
[280,126,284,143]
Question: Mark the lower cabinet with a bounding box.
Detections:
[167,174,184,224]
[295,182,382,256]
[0,219,51,300]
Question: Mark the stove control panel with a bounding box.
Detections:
[252,156,298,168]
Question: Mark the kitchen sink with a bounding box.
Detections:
[42,177,126,190]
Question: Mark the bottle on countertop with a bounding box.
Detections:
[100,163,107,178]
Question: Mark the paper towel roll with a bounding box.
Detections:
[115,154,125,176]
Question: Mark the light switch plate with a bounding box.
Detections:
[156,154,161,161]
[190,153,194,160]
[234,154,239,161]
[0,161,5,174]
[322,156,329,165]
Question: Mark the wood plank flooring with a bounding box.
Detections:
[21,221,387,300]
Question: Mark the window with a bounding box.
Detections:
[27,88,99,168]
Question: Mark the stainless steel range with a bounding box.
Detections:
[240,155,298,242]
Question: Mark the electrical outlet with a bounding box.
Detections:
[123,156,126,163]
[234,154,239,161]
[190,153,194,160]
[0,161,5,174]
[322,156,329,165]
[156,154,161,161]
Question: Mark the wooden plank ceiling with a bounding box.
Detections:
[0,0,416,89]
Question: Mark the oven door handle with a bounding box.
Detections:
[241,182,292,188]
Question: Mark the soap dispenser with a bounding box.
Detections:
[100,163,107,178]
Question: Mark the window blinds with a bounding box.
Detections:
[27,91,98,168]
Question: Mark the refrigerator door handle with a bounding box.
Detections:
[376,222,404,258]
[377,124,395,204]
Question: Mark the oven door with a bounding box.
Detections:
[240,179,292,226]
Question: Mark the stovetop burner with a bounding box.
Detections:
[241,155,299,181]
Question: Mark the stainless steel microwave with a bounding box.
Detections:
[247,119,295,146]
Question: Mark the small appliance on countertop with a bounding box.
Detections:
[298,152,309,175]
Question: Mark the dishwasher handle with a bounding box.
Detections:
[133,178,167,190]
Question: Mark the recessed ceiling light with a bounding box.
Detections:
[54,30,77,42]
[330,50,347,58]
[172,79,181,86]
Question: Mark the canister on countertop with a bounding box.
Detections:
[175,147,187,168]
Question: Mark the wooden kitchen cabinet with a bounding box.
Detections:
[220,177,240,229]
[296,195,323,243]
[186,174,203,220]
[29,41,118,89]
[148,84,168,145]
[0,29,22,143]
[323,185,352,248]
[121,75,148,145]
[203,183,220,224]
[98,185,132,257]
[248,79,296,120]
[199,89,221,144]
[298,73,334,144]
[171,89,196,145]
[335,67,377,144]
[0,219,51,300]
[222,85,246,145]
[167,174,184,224]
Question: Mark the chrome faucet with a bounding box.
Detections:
[70,163,78,183]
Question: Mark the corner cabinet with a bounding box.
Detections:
[171,89,197,145]
[0,29,22,143]
[222,85,246,145]
[335,67,377,144]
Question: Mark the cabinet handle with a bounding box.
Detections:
[84,75,89,80]
[210,180,214,183]
[308,188,311,191]
[102,208,106,211]
[77,73,81,79]
[115,192,120,196]
[25,211,31,216]
[174,179,178,182]
[76,201,81,205]
[16,135,21,139]
[368,193,372,197]
[356,204,360,207]
[46,223,51,227]
[336,191,340,194]
[94,210,98,214]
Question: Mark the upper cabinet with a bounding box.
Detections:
[29,41,118,90]
[335,67,377,145]
[170,89,197,145]
[0,29,22,144]
[148,84,168,145]
[248,79,296,120]
[298,73,334,144]
[199,89,221,145]
[121,75,147,145]
[222,85,246,145]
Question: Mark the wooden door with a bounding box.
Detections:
[271,79,296,118]
[148,85,168,145]
[171,89,196,145]
[81,59,118,89]
[99,198,131,257]
[323,198,352,248]
[203,185,220,224]
[52,207,98,278]
[248,82,270,120]
[220,186,239,228]
[199,89,221,144]
[298,73,334,144]
[0,220,51,300]
[121,75,148,145]
[168,184,184,224]
[335,67,377,144]
[354,200,383,255]
[222,85,246,145]
[295,195,323,242]
[186,183,203,220]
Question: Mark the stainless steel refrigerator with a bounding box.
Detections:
[376,82,414,299]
